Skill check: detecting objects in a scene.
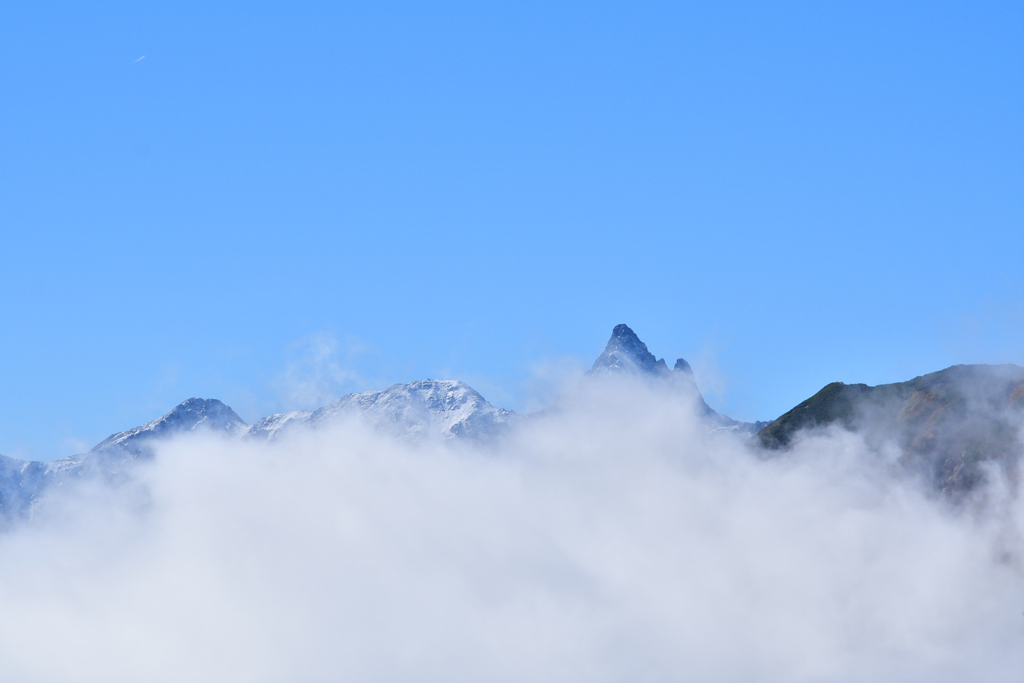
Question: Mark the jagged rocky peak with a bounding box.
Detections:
[586,324,763,434]
[589,324,698,380]
[589,324,669,375]
[586,323,702,398]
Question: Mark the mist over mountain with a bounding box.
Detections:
[94,398,249,457]
[1,324,1023,681]
[3,324,1022,526]
[586,324,767,434]
[0,399,247,522]
[250,379,517,443]
[758,364,1024,497]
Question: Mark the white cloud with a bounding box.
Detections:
[0,380,1021,681]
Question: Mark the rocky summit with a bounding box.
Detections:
[588,324,672,376]
[587,324,766,435]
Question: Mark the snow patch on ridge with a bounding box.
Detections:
[309,379,515,442]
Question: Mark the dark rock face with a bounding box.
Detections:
[673,358,693,374]
[587,324,764,434]
[759,364,1024,495]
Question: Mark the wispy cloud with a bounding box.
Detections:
[275,332,371,411]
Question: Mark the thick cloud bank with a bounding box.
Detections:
[1,381,1022,682]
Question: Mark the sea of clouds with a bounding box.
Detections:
[0,379,1021,682]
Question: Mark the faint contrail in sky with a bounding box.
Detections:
[134,55,146,63]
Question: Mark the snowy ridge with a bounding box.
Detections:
[92,398,248,456]
[243,380,515,443]
[245,411,312,441]
[309,379,515,441]
[0,378,519,524]
[1,399,250,523]
[42,454,87,476]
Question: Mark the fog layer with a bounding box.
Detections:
[1,381,1021,682]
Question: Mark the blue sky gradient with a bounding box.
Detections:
[1,2,1021,459]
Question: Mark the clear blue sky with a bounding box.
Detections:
[1,2,1021,460]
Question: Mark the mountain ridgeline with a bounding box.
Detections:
[758,364,1024,495]
[1,324,1022,523]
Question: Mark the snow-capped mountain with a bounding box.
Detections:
[92,398,248,458]
[587,324,766,434]
[0,380,514,522]
[1,399,250,524]
[246,379,516,443]
[2,324,759,525]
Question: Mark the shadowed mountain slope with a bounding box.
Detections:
[759,364,1024,494]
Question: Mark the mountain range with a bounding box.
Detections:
[2,324,1021,522]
